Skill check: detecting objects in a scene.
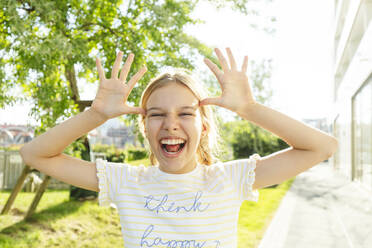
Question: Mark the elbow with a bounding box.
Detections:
[19,145,28,163]
[326,138,339,158]
[19,144,33,166]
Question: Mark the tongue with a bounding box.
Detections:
[165,144,181,152]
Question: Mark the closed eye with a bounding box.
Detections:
[148,113,194,117]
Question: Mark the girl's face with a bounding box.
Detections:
[144,83,205,174]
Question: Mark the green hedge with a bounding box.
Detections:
[126,147,147,161]
[91,143,148,163]
[0,145,22,151]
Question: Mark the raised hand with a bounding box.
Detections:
[201,47,257,115]
[91,51,147,120]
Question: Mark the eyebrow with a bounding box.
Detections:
[146,105,198,112]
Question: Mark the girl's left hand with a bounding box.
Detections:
[200,47,257,115]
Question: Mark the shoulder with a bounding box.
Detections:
[96,158,131,169]
[211,153,261,172]
[223,154,261,166]
[95,158,148,173]
[95,158,156,182]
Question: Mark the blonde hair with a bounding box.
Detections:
[138,68,220,166]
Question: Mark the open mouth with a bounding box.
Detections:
[161,142,186,153]
[159,138,186,156]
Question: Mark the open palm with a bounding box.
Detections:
[201,47,257,115]
[92,51,147,119]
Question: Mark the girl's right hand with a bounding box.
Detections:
[91,51,147,120]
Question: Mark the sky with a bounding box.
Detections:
[0,0,334,126]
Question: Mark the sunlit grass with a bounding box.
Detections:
[0,189,122,248]
[0,162,294,248]
[127,158,151,166]
[238,178,295,248]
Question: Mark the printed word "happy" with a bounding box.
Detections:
[140,224,221,248]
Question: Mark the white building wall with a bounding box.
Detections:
[332,0,372,191]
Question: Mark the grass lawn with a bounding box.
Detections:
[237,178,294,248]
[0,159,295,248]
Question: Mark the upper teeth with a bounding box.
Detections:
[160,139,185,145]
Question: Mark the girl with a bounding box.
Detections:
[20,48,338,247]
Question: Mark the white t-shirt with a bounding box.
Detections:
[96,153,261,248]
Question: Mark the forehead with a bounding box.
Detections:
[146,83,199,109]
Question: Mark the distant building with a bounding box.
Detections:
[302,118,332,134]
[0,119,139,190]
[0,124,33,146]
[1,118,139,149]
[332,0,372,192]
[89,122,137,148]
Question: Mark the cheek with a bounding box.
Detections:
[145,119,161,140]
[185,118,203,139]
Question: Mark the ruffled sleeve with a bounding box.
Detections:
[223,153,261,202]
[96,158,115,207]
[243,153,260,202]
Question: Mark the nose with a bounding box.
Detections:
[163,114,179,131]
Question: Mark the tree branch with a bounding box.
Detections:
[65,65,80,103]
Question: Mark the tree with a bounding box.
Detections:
[0,0,275,199]
[222,119,289,159]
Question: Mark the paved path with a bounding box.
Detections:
[258,162,372,248]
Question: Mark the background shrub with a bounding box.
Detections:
[91,143,149,163]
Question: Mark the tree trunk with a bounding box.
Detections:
[69,134,98,201]
[65,65,97,201]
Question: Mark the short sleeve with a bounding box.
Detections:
[224,153,261,202]
[95,158,123,207]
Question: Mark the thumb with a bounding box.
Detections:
[199,97,223,107]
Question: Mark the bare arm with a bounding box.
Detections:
[239,102,338,156]
[202,47,338,190]
[240,102,338,190]
[20,51,147,192]
[21,108,107,159]
[20,108,107,192]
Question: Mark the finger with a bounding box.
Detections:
[226,47,237,70]
[214,48,229,72]
[242,55,248,74]
[203,58,223,87]
[126,65,147,92]
[199,97,223,107]
[125,106,146,116]
[119,53,134,82]
[96,57,106,81]
[111,51,123,79]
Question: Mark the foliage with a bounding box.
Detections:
[129,157,151,166]
[0,0,268,134]
[91,143,117,154]
[0,145,22,151]
[91,143,125,162]
[91,143,148,163]
[62,139,84,159]
[0,0,276,165]
[108,151,126,163]
[0,0,276,124]
[125,145,148,161]
[221,119,289,159]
